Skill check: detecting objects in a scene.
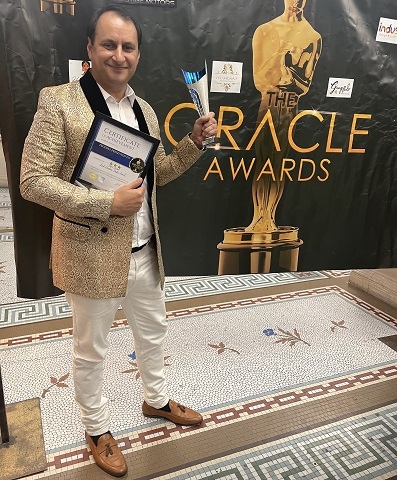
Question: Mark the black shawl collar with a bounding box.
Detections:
[79,69,150,134]
[79,69,154,195]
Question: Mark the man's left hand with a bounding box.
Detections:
[190,112,218,149]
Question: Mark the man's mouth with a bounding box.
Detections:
[107,64,127,70]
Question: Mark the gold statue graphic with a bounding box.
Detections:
[217,0,322,274]
[248,0,322,232]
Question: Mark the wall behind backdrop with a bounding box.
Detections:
[0,0,396,298]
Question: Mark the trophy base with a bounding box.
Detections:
[217,226,303,275]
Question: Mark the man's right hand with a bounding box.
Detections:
[110,177,145,216]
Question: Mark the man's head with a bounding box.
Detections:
[87,5,142,47]
[81,60,90,73]
[87,5,142,99]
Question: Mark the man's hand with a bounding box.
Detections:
[110,177,145,216]
[190,112,218,149]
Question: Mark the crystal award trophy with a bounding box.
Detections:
[181,62,215,146]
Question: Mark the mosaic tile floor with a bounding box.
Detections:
[0,271,332,327]
[1,187,396,480]
[159,402,397,480]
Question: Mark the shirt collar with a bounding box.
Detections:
[97,83,136,105]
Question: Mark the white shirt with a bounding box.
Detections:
[98,83,154,249]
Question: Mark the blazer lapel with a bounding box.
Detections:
[132,100,149,134]
[133,99,154,197]
[79,69,111,116]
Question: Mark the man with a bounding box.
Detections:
[20,4,217,477]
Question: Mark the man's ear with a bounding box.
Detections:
[87,37,93,59]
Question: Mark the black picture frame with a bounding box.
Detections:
[70,111,160,190]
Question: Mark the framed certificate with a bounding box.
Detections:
[71,112,160,191]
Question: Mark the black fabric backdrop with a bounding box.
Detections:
[0,0,396,298]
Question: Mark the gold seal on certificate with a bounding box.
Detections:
[182,62,215,146]
[71,112,160,191]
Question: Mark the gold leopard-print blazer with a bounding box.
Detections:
[20,81,202,298]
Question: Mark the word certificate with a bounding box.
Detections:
[71,112,159,191]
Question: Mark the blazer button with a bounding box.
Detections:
[101,227,108,233]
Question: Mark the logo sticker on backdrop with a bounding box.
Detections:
[40,0,75,15]
[376,17,397,44]
[326,77,354,98]
[112,0,177,7]
[210,61,243,94]
[69,60,91,82]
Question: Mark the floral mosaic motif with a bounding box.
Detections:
[122,352,171,380]
[330,320,347,332]
[128,351,137,361]
[209,342,240,355]
[0,261,5,273]
[263,327,311,347]
[42,373,70,398]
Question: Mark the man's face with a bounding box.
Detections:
[87,11,140,94]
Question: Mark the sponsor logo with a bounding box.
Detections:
[376,17,397,44]
[210,61,243,94]
[326,77,354,98]
[113,0,176,7]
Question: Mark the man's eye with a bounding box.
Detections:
[103,43,115,50]
[123,45,134,52]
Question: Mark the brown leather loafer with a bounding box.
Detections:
[85,432,127,477]
[142,399,203,426]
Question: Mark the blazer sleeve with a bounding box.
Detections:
[20,86,114,221]
[137,98,204,187]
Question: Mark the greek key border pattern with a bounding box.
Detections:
[2,286,396,348]
[164,271,328,301]
[0,232,13,241]
[158,404,397,480]
[0,273,329,328]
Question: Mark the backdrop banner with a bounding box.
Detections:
[0,0,396,297]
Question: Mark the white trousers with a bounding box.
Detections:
[66,241,168,436]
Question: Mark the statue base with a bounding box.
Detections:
[217,226,303,275]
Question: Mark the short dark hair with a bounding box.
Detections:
[87,4,142,48]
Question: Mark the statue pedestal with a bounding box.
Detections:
[217,226,303,274]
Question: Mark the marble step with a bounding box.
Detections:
[349,269,397,309]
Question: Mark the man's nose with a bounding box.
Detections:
[112,46,125,63]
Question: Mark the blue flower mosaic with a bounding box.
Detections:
[263,327,311,347]
[263,328,275,336]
